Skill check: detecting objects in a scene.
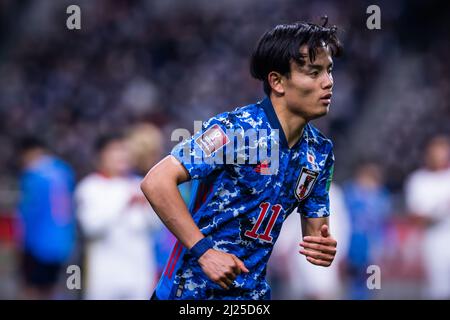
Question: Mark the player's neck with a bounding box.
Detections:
[270,96,307,148]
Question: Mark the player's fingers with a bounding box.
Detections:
[329,238,337,248]
[299,241,334,253]
[212,275,230,290]
[300,249,334,262]
[303,236,337,247]
[232,264,241,276]
[232,255,249,273]
[303,236,324,244]
[221,275,234,288]
[299,249,334,261]
[224,267,237,280]
[217,280,229,290]
[299,241,337,255]
[305,256,332,267]
[229,256,241,275]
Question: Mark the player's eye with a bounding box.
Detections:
[310,71,319,77]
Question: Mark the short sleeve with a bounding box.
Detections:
[298,148,335,218]
[171,115,237,180]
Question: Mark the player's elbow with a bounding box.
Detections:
[141,155,187,202]
[140,165,172,202]
[140,171,159,202]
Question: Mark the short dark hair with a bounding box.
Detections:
[17,135,46,154]
[250,17,343,95]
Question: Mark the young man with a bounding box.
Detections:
[141,20,342,300]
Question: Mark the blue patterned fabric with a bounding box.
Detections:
[154,97,334,300]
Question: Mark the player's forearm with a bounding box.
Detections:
[140,173,204,249]
[299,216,337,267]
[301,216,329,237]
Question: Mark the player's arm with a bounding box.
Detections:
[299,216,337,267]
[141,155,203,248]
[298,144,337,267]
[140,155,248,289]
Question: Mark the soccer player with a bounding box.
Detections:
[16,136,75,299]
[141,20,342,300]
[405,136,450,299]
[76,134,162,299]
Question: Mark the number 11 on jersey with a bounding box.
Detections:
[244,202,282,243]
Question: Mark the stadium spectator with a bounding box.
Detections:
[405,135,450,299]
[16,136,76,299]
[342,161,391,299]
[125,122,182,279]
[268,182,350,299]
[75,134,161,299]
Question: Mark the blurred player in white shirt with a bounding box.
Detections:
[405,135,450,299]
[269,182,350,299]
[76,134,162,299]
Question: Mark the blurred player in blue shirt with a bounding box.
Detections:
[342,161,391,299]
[142,19,342,300]
[16,137,75,299]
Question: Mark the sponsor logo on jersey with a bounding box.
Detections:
[195,124,230,156]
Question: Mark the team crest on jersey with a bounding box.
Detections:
[295,167,319,201]
[195,124,230,156]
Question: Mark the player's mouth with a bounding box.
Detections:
[320,92,332,106]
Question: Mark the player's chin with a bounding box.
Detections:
[320,99,331,110]
[309,105,329,119]
[320,106,330,116]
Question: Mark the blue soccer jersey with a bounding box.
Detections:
[154,97,334,300]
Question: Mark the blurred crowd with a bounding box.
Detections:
[0,0,449,299]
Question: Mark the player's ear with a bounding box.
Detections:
[267,71,284,95]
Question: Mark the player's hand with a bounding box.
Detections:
[299,224,337,267]
[198,249,249,290]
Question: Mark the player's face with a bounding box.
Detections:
[99,140,131,176]
[282,45,334,120]
[425,139,450,170]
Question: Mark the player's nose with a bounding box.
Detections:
[322,72,333,90]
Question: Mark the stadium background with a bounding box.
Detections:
[0,0,449,299]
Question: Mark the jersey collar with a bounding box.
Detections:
[259,96,289,149]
